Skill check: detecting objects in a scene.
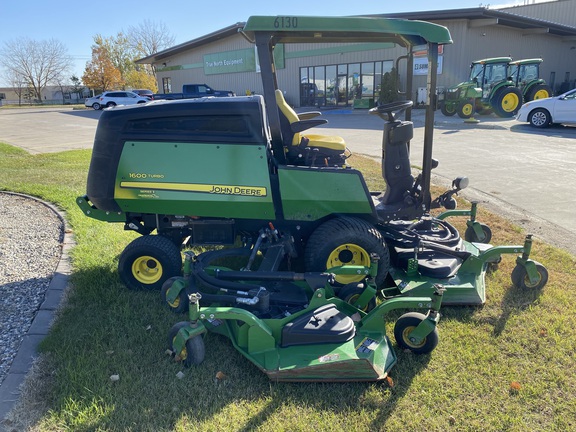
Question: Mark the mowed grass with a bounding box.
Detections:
[1,143,575,432]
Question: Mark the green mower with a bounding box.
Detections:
[166,232,446,381]
[77,16,548,368]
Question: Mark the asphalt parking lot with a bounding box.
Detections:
[0,105,575,255]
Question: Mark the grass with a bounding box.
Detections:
[1,144,576,431]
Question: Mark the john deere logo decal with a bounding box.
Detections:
[120,181,267,197]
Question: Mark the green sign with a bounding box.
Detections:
[204,49,256,74]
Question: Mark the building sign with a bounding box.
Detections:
[204,45,284,75]
[204,49,256,75]
[413,56,444,75]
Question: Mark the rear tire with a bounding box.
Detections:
[304,217,390,286]
[526,84,552,101]
[118,235,182,291]
[92,103,101,110]
[492,87,522,118]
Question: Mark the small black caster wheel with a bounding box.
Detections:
[394,312,439,354]
[511,261,548,290]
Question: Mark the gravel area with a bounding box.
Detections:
[0,192,64,386]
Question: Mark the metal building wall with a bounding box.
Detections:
[153,14,575,105]
[499,0,576,27]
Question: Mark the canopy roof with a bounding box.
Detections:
[241,15,453,47]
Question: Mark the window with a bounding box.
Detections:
[162,77,172,93]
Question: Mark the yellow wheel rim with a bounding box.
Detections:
[533,89,549,100]
[524,272,542,289]
[462,103,473,116]
[132,255,163,284]
[172,336,188,361]
[167,296,181,309]
[401,326,426,349]
[326,243,370,284]
[501,93,519,112]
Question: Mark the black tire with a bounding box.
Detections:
[492,87,523,118]
[304,217,390,286]
[118,235,182,291]
[464,223,492,244]
[168,322,205,367]
[106,102,116,108]
[92,103,101,110]
[528,108,551,128]
[338,283,377,312]
[440,102,456,117]
[526,84,552,102]
[457,100,474,119]
[511,261,548,290]
[394,312,439,354]
[161,276,189,314]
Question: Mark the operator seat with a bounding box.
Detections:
[275,89,348,166]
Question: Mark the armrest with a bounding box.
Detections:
[290,119,328,133]
[297,111,322,120]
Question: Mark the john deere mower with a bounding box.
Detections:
[77,16,548,379]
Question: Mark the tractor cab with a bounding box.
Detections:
[507,58,552,101]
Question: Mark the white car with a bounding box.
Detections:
[85,91,149,110]
[515,88,576,128]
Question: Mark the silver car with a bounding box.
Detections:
[85,91,149,110]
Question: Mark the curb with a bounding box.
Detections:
[0,192,74,424]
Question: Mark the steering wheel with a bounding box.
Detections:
[369,100,413,122]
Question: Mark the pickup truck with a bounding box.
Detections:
[154,84,235,100]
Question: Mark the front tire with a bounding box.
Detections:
[464,223,492,244]
[161,277,189,313]
[457,100,474,119]
[118,235,182,291]
[440,102,456,117]
[106,102,116,108]
[304,217,390,286]
[168,322,205,367]
[528,108,551,128]
[394,312,439,354]
[338,283,377,312]
[511,261,548,290]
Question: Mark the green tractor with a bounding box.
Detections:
[507,58,552,102]
[440,57,546,119]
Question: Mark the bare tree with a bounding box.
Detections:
[2,68,27,105]
[0,38,72,102]
[127,20,176,76]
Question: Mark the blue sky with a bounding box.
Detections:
[0,0,532,86]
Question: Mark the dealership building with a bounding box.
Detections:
[137,1,576,108]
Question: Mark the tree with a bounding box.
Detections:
[0,37,72,102]
[93,33,135,83]
[379,67,400,104]
[127,20,176,76]
[82,45,123,92]
[124,69,158,92]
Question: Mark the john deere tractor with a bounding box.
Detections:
[440,57,549,119]
[507,58,552,102]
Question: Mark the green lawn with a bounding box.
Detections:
[1,143,575,432]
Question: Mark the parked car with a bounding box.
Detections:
[131,89,154,100]
[85,91,149,110]
[515,88,576,128]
